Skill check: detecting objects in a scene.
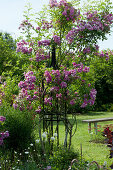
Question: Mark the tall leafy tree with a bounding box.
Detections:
[0,32,16,75]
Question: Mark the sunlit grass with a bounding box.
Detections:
[55,111,113,168]
[76,112,113,167]
[34,111,113,168]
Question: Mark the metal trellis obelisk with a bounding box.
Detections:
[40,43,77,152]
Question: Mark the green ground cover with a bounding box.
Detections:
[66,112,113,168]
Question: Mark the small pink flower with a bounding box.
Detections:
[34,91,38,94]
[67,17,70,21]
[60,81,67,88]
[88,83,91,87]
[49,102,52,106]
[0,116,6,122]
[36,26,40,30]
[82,80,85,83]
[35,106,41,113]
[13,103,18,109]
[47,166,51,170]
[75,92,78,95]
[44,100,48,105]
[53,35,60,45]
[70,100,75,105]
[4,131,9,138]
[56,93,62,98]
[33,95,37,99]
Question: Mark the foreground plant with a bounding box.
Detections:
[0,116,9,145]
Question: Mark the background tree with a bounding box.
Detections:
[90,50,113,110]
[0,32,16,75]
[0,32,31,78]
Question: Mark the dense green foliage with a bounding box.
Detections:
[0,32,31,77]
[89,51,113,110]
[0,105,34,151]
[0,32,16,75]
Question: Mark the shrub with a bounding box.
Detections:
[49,146,79,170]
[0,76,20,106]
[0,105,34,152]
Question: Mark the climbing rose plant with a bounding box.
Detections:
[13,0,113,149]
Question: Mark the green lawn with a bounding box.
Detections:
[57,111,113,168]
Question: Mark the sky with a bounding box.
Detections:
[0,0,113,50]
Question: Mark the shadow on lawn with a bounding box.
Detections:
[75,111,109,124]
[48,111,112,126]
[81,111,107,116]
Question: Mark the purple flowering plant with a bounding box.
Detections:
[13,0,113,149]
[14,66,96,113]
[17,0,113,66]
[0,116,9,146]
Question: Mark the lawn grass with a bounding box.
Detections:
[65,111,113,168]
[23,111,113,168]
[45,111,113,168]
